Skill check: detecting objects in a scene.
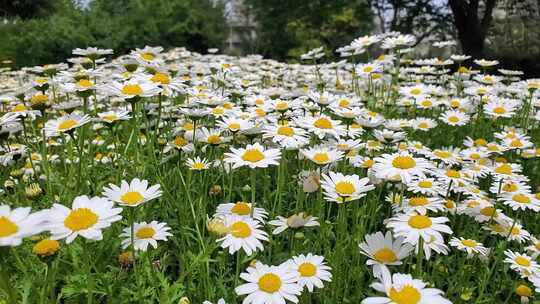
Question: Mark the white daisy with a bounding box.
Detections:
[46,195,122,243]
[224,142,281,169]
[120,221,172,251]
[235,261,302,304]
[102,178,162,207]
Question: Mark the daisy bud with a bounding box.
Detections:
[209,185,222,196]
[516,285,532,299]
[179,297,190,304]
[10,169,23,177]
[4,179,15,189]
[118,251,134,268]
[207,218,228,236]
[32,239,60,258]
[294,232,305,240]
[249,259,258,267]
[242,184,251,192]
[25,183,43,199]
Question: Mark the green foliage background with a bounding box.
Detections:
[244,0,373,61]
[0,0,226,68]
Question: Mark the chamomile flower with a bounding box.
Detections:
[185,156,211,171]
[504,250,540,278]
[215,202,268,223]
[449,237,488,258]
[501,192,540,212]
[287,253,332,292]
[102,178,162,207]
[224,142,281,169]
[361,269,452,304]
[217,215,268,255]
[120,221,172,251]
[268,212,319,235]
[98,110,131,124]
[44,113,91,137]
[298,114,346,139]
[262,124,309,150]
[406,178,443,196]
[235,261,302,304]
[395,196,446,215]
[301,146,344,166]
[440,110,470,126]
[373,152,431,183]
[0,205,45,246]
[386,213,452,245]
[46,195,122,243]
[320,172,374,203]
[359,231,414,276]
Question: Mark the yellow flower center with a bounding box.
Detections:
[314,118,332,129]
[409,197,429,206]
[392,156,416,169]
[495,164,512,175]
[31,94,49,104]
[363,159,374,168]
[242,149,265,163]
[339,99,350,107]
[103,114,118,122]
[480,207,497,217]
[298,262,317,277]
[510,139,523,148]
[277,126,295,136]
[410,88,422,95]
[418,122,429,129]
[12,104,28,112]
[192,163,206,170]
[513,194,531,204]
[58,119,78,131]
[374,248,397,263]
[141,53,155,61]
[446,169,461,178]
[207,135,221,145]
[174,136,187,147]
[151,73,170,84]
[0,216,19,237]
[408,215,432,229]
[275,102,288,111]
[229,123,241,131]
[335,181,355,196]
[136,227,156,239]
[389,285,421,304]
[448,116,460,123]
[418,181,432,188]
[77,79,93,88]
[32,239,60,257]
[64,208,98,231]
[493,107,506,114]
[258,273,282,293]
[461,239,477,247]
[313,153,330,164]
[120,191,144,205]
[421,100,432,107]
[434,150,451,158]
[230,221,251,238]
[121,84,143,96]
[231,202,251,215]
[516,285,532,297]
[515,256,531,267]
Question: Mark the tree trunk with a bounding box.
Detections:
[449,0,497,58]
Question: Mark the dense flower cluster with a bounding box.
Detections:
[0,32,540,303]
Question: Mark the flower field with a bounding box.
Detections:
[1,34,540,303]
